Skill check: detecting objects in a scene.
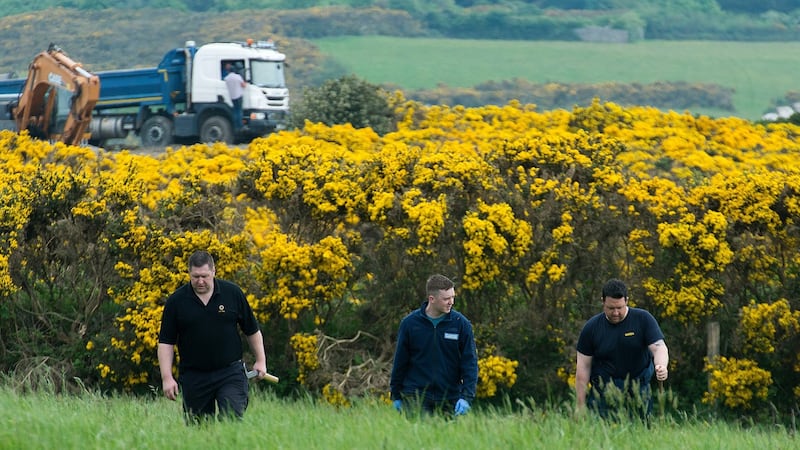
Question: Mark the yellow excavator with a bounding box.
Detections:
[5,43,100,146]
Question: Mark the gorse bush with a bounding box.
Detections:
[0,98,799,421]
[703,356,773,410]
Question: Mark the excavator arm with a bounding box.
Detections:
[13,44,99,146]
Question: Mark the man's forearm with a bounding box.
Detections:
[575,374,589,406]
[575,352,592,408]
[651,341,669,367]
[247,331,267,365]
[157,343,175,379]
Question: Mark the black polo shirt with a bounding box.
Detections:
[576,307,664,383]
[158,278,260,372]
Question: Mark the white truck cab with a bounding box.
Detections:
[190,40,289,135]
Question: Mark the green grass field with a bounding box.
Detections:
[0,387,795,450]
[311,36,800,121]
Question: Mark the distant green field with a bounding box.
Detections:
[312,36,800,121]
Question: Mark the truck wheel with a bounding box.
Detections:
[141,116,174,147]
[200,116,233,144]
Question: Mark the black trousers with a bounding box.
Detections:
[179,361,249,422]
[588,376,653,419]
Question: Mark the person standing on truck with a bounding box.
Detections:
[224,62,246,132]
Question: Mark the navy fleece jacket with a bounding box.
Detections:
[390,302,478,403]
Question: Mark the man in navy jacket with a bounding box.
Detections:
[390,274,478,416]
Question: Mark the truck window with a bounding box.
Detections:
[250,60,285,88]
[221,61,245,79]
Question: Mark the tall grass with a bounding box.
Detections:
[0,386,794,449]
[311,36,800,121]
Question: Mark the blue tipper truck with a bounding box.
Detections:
[0,39,289,146]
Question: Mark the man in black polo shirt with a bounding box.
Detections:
[575,278,669,419]
[158,250,268,422]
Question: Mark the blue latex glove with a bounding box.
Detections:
[454,398,471,416]
[393,399,403,412]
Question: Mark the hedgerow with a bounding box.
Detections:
[0,98,798,420]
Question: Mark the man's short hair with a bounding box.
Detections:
[601,278,627,300]
[188,250,215,270]
[426,274,454,297]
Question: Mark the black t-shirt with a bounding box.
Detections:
[576,307,664,382]
[158,278,260,372]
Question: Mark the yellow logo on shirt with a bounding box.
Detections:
[625,331,635,337]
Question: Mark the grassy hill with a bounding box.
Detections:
[0,8,335,87]
[1,8,798,120]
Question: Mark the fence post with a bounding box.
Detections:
[706,321,719,392]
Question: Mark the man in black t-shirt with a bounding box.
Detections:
[158,250,268,422]
[575,279,669,418]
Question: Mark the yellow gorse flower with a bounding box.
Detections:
[703,356,772,410]
[290,333,320,385]
[477,354,519,398]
